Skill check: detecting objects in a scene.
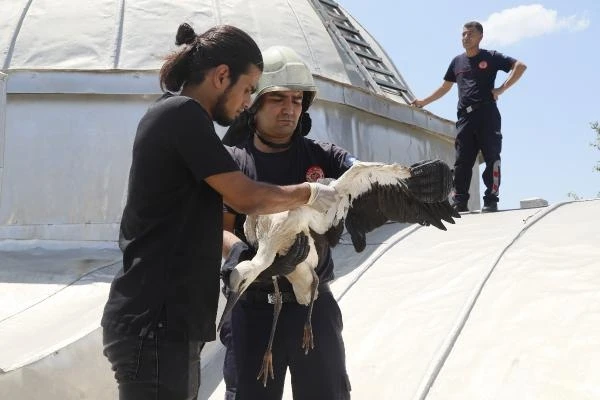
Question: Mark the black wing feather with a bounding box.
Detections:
[344,184,391,252]
[344,183,460,252]
[324,220,345,248]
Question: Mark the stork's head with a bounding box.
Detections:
[217,260,259,330]
[227,261,256,295]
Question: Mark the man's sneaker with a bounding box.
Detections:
[452,202,469,212]
[481,202,498,213]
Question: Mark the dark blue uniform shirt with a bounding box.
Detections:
[225,135,356,289]
[444,49,515,111]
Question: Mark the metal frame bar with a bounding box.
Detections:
[0,73,6,203]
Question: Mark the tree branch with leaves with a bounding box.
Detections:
[591,121,600,173]
[568,121,600,200]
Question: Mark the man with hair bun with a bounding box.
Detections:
[101,23,336,400]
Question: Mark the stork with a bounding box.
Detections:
[219,159,459,386]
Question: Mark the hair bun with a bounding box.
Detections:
[175,23,196,46]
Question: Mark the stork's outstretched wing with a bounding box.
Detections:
[327,159,460,252]
[344,182,459,251]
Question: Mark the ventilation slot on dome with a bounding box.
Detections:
[312,0,411,101]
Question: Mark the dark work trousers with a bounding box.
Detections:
[103,324,204,400]
[453,103,502,205]
[220,316,238,400]
[225,291,351,400]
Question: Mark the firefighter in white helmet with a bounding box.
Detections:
[222,45,318,147]
[220,45,353,399]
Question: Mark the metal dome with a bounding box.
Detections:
[0,0,459,245]
[1,0,413,102]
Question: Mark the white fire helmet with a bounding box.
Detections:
[250,46,317,111]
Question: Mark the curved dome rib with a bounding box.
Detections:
[1,0,34,71]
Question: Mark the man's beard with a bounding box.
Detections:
[213,86,234,127]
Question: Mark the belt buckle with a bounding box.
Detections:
[466,105,473,113]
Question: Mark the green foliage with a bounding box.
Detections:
[567,122,600,200]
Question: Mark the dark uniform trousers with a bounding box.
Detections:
[220,317,239,400]
[453,102,502,205]
[223,290,351,400]
[103,323,204,400]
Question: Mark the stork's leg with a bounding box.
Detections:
[302,268,319,355]
[257,277,282,387]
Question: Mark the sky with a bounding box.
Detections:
[341,0,600,209]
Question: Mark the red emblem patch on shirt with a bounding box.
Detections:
[305,166,325,182]
[478,60,488,69]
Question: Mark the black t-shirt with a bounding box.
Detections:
[444,49,515,110]
[225,135,355,289]
[101,93,239,341]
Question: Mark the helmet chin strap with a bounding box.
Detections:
[254,130,294,149]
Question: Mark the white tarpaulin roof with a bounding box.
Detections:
[1,200,599,399]
[337,200,600,400]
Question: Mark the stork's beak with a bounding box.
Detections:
[217,290,242,331]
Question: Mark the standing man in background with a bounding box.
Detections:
[413,21,526,212]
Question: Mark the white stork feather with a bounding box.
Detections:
[223,161,459,308]
[218,160,459,385]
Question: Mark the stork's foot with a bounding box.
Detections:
[257,350,275,387]
[302,323,314,355]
